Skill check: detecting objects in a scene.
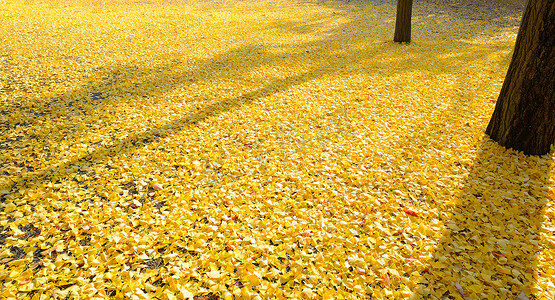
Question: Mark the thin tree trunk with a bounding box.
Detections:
[485,0,555,155]
[394,0,413,43]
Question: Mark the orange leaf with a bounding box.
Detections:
[403,209,418,217]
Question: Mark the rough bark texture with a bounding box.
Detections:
[485,0,555,155]
[394,0,413,43]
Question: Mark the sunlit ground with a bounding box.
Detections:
[0,0,553,299]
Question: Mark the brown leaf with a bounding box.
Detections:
[516,291,529,300]
[0,258,14,264]
[194,293,220,300]
[454,282,465,296]
[40,246,56,256]
[492,251,506,257]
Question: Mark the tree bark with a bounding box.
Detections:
[394,0,413,43]
[485,0,555,155]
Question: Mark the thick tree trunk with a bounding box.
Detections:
[485,0,555,155]
[394,0,413,43]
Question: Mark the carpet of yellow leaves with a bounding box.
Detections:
[0,0,553,299]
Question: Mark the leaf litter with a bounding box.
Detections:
[0,0,553,299]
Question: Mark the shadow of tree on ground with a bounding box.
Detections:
[416,141,553,299]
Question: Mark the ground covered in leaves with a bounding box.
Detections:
[0,0,554,299]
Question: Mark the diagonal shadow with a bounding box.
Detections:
[5,65,330,192]
[415,142,553,299]
[1,44,283,191]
